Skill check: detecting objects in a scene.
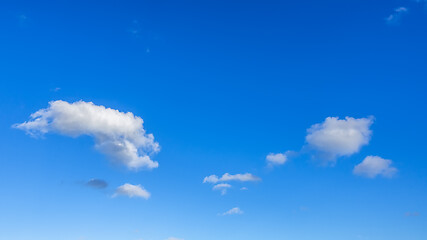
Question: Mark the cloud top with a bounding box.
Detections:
[306,116,373,161]
[353,156,397,178]
[14,100,160,170]
[113,183,151,199]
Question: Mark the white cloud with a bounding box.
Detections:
[266,152,288,166]
[220,207,244,216]
[385,7,409,25]
[213,183,232,195]
[203,175,219,184]
[203,173,261,184]
[221,173,260,182]
[14,100,160,170]
[353,156,397,178]
[113,183,150,199]
[305,116,373,162]
[240,187,248,190]
[166,238,184,240]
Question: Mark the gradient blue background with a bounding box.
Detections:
[0,0,426,239]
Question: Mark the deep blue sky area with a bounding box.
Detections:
[0,1,426,240]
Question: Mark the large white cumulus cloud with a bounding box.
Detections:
[14,100,159,170]
[306,116,374,161]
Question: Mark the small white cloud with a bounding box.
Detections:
[113,183,150,199]
[220,207,244,216]
[385,7,409,25]
[305,116,374,162]
[213,183,231,195]
[353,156,397,178]
[240,187,248,190]
[14,100,160,170]
[203,174,220,184]
[221,173,260,182]
[166,238,184,240]
[266,152,288,166]
[203,173,261,184]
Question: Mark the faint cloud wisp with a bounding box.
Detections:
[85,179,108,189]
[212,183,231,195]
[385,7,409,25]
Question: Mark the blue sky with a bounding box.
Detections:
[0,0,426,239]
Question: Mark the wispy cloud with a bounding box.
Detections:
[299,206,309,212]
[385,7,409,25]
[85,179,108,189]
[220,207,244,216]
[17,14,28,25]
[203,173,261,184]
[166,237,184,240]
[14,100,160,170]
[212,183,231,195]
[353,156,397,178]
[128,20,141,36]
[405,211,420,217]
[113,183,150,199]
[413,0,427,6]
